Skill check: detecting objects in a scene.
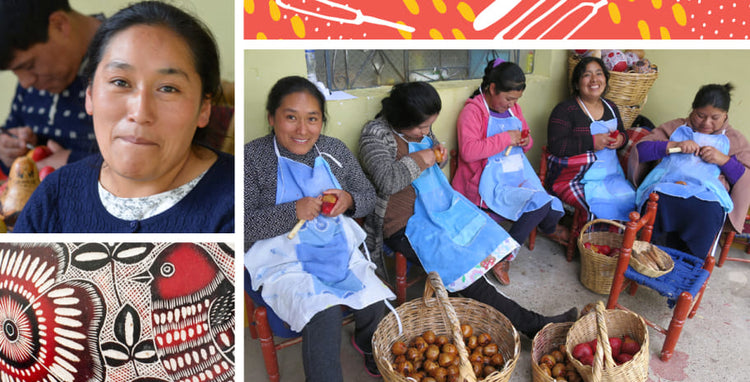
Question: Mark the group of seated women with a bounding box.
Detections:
[244,56,750,381]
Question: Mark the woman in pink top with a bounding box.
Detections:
[453,60,564,285]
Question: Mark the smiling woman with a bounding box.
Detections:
[545,56,635,222]
[11,1,234,233]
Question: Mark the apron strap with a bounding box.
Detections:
[479,87,515,118]
[577,97,615,124]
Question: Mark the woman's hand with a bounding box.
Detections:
[507,130,529,148]
[321,189,353,217]
[668,140,700,155]
[699,146,731,165]
[606,132,624,149]
[295,196,322,220]
[433,143,447,164]
[414,148,438,168]
[593,133,616,151]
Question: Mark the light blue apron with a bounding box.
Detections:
[244,138,395,331]
[273,139,363,292]
[579,98,636,221]
[402,134,519,292]
[477,93,563,221]
[636,124,733,212]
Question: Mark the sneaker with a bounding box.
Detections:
[351,335,381,378]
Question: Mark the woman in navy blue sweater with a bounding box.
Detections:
[13,2,233,233]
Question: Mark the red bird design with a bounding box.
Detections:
[141,243,235,382]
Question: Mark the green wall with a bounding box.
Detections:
[244,50,568,170]
[245,49,750,172]
[0,0,234,124]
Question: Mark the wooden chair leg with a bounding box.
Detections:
[528,227,537,251]
[627,281,639,296]
[661,291,693,362]
[567,208,585,262]
[395,251,407,306]
[717,231,735,267]
[689,256,715,318]
[254,307,281,382]
[245,291,258,339]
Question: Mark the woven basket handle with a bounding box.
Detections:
[578,219,626,243]
[424,272,477,382]
[591,301,618,382]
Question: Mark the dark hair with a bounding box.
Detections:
[82,1,220,101]
[378,82,442,131]
[692,83,734,112]
[266,76,328,125]
[570,56,609,97]
[0,0,72,69]
[82,1,221,146]
[472,60,526,97]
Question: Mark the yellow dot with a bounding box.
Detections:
[433,0,447,14]
[651,0,662,9]
[672,3,687,26]
[660,26,671,39]
[398,22,413,39]
[256,32,267,39]
[638,20,651,39]
[291,15,305,38]
[403,0,420,15]
[457,2,475,22]
[608,2,621,24]
[269,0,280,21]
[452,28,466,39]
[429,28,444,39]
[245,0,254,14]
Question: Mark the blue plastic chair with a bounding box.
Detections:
[607,192,715,362]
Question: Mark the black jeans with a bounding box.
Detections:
[385,229,549,337]
[505,201,564,245]
[301,302,384,382]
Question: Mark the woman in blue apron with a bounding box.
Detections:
[630,83,750,258]
[245,76,394,381]
[546,56,634,221]
[453,60,564,285]
[360,82,578,338]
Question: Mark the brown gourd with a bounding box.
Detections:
[0,156,40,228]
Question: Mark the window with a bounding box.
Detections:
[305,50,535,91]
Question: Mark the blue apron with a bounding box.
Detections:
[579,99,636,221]
[636,125,733,212]
[274,139,363,292]
[403,134,519,292]
[477,93,563,221]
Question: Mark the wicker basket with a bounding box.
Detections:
[616,103,642,131]
[565,301,649,382]
[630,240,674,278]
[568,54,658,129]
[372,272,520,382]
[578,219,625,295]
[531,322,576,382]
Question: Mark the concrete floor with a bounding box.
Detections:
[245,234,750,381]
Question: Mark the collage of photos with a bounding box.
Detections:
[1,0,750,381]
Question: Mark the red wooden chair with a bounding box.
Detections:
[717,212,750,267]
[244,268,353,381]
[538,146,587,261]
[606,192,715,361]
